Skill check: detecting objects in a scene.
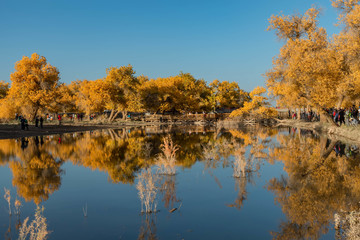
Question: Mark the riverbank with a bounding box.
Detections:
[0,124,112,139]
[0,120,216,139]
[3,118,359,142]
[275,119,360,145]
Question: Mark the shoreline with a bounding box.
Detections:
[0,124,113,140]
[275,119,360,145]
[0,120,216,139]
[2,119,360,143]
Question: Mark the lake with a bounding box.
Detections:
[0,125,358,239]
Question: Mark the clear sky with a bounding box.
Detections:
[0,0,340,91]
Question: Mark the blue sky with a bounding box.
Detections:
[0,0,340,91]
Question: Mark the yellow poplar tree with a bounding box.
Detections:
[331,0,360,107]
[0,81,11,119]
[104,65,143,121]
[74,79,108,116]
[230,86,277,119]
[140,73,211,114]
[55,83,78,113]
[0,80,9,99]
[266,6,360,123]
[210,79,249,111]
[6,53,60,120]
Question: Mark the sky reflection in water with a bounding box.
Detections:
[0,126,358,239]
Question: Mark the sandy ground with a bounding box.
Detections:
[0,123,111,139]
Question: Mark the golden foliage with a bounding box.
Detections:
[104,65,143,120]
[0,80,9,99]
[4,53,60,120]
[141,72,212,113]
[268,131,360,239]
[267,4,360,111]
[230,86,277,118]
[72,79,108,115]
[7,138,63,204]
[0,54,252,119]
[210,80,249,110]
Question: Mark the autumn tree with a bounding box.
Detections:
[230,86,277,119]
[0,80,9,99]
[210,80,249,111]
[0,81,11,119]
[140,79,163,113]
[331,0,360,107]
[266,6,360,123]
[104,65,143,121]
[54,83,78,113]
[176,72,212,112]
[6,53,60,120]
[73,79,108,115]
[141,73,211,114]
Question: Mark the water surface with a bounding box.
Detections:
[0,125,358,239]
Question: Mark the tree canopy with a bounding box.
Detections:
[266,2,360,115]
[0,54,250,120]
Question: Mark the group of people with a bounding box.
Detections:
[288,106,360,126]
[15,112,88,130]
[288,110,320,122]
[35,116,44,128]
[326,106,360,126]
[48,113,84,122]
[15,114,44,130]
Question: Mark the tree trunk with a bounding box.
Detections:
[108,109,115,121]
[122,111,127,120]
[336,95,345,109]
[108,129,116,140]
[319,109,338,127]
[320,136,337,159]
[108,129,120,140]
[110,111,120,122]
[31,107,39,121]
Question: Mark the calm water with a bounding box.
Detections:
[0,125,358,239]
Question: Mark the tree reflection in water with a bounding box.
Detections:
[225,128,271,210]
[7,137,63,204]
[268,127,360,240]
[158,174,180,211]
[138,213,158,240]
[1,126,360,239]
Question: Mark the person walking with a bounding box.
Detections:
[339,109,345,126]
[334,110,339,124]
[35,117,39,127]
[20,117,25,130]
[58,114,62,125]
[40,116,44,128]
[24,118,29,130]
